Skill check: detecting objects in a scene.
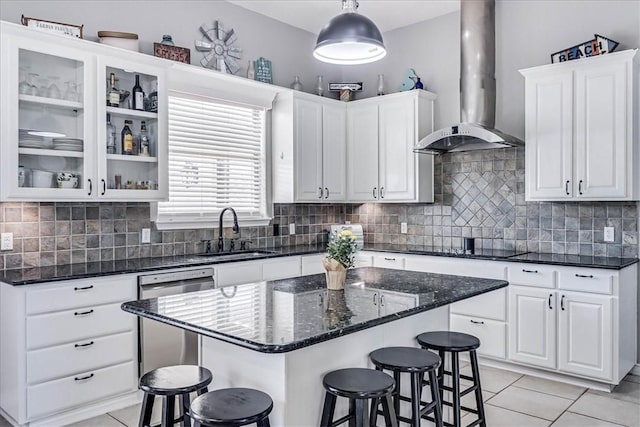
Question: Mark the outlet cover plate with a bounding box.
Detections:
[289,223,296,235]
[604,226,615,242]
[401,222,408,234]
[1,233,13,251]
[141,228,151,244]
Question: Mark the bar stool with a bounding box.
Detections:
[416,332,486,427]
[320,368,398,427]
[369,347,443,427]
[189,388,273,426]
[138,365,213,427]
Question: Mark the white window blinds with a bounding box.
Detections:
[156,92,268,226]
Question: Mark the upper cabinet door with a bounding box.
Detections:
[378,96,416,201]
[322,103,347,201]
[574,61,629,199]
[0,33,97,201]
[293,98,323,201]
[347,102,379,201]
[524,71,573,200]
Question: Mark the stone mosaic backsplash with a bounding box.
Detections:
[0,147,637,269]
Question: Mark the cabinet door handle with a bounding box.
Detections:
[74,285,94,291]
[373,292,378,306]
[470,319,484,325]
[380,186,384,199]
[565,180,570,195]
[575,274,594,279]
[522,269,539,274]
[548,294,553,310]
[560,295,566,311]
[380,294,385,307]
[101,179,106,195]
[74,373,94,382]
[373,187,377,199]
[74,340,94,348]
[325,187,329,199]
[74,309,94,316]
[318,187,323,199]
[87,179,92,196]
[384,257,396,261]
[578,180,583,195]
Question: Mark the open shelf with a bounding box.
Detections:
[19,94,83,110]
[19,147,84,158]
[106,106,157,120]
[106,154,158,163]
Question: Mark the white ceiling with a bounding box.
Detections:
[226,0,461,34]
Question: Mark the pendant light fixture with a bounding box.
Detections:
[314,0,386,65]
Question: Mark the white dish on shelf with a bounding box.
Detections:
[52,138,83,144]
[52,145,83,152]
[31,169,54,188]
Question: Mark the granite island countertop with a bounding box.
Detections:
[121,267,508,353]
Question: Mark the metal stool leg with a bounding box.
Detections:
[369,397,380,427]
[181,393,191,427]
[392,371,401,417]
[410,373,422,427]
[381,393,398,427]
[257,417,271,427]
[438,350,446,404]
[320,392,337,427]
[451,353,461,427]
[161,395,175,427]
[428,369,444,427]
[354,399,366,427]
[470,350,486,427]
[138,393,155,427]
[197,387,208,396]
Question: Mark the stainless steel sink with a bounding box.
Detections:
[194,249,278,261]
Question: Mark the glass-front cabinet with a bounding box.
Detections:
[0,22,168,202]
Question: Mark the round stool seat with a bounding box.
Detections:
[370,346,441,372]
[323,368,395,399]
[139,365,213,396]
[190,388,273,426]
[417,331,480,352]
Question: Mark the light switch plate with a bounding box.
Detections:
[604,226,615,242]
[401,222,408,234]
[289,223,296,235]
[1,233,13,251]
[141,228,151,244]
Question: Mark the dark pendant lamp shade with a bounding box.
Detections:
[314,1,386,65]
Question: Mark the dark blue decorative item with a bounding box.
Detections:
[414,78,424,90]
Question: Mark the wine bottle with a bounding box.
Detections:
[121,120,133,155]
[108,73,119,107]
[132,74,144,110]
[139,121,150,156]
[106,113,116,154]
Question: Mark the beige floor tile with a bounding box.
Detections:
[589,380,640,405]
[569,393,640,426]
[460,364,523,394]
[487,385,574,420]
[108,403,162,427]
[66,414,124,427]
[514,375,586,400]
[462,403,551,427]
[552,412,625,427]
[623,374,640,384]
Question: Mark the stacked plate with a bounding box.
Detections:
[18,129,46,149]
[52,138,83,152]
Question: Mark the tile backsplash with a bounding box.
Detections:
[1,147,637,269]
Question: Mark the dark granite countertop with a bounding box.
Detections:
[121,267,508,353]
[1,242,636,285]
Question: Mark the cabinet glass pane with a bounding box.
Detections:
[18,49,85,190]
[104,66,159,191]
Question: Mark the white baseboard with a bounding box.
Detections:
[631,364,640,376]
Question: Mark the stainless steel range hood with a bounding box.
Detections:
[415,0,524,154]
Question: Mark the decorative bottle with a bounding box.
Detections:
[291,76,303,91]
[106,113,116,154]
[161,35,175,46]
[316,75,325,96]
[414,77,424,90]
[247,61,255,80]
[377,74,385,96]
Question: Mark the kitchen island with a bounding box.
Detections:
[122,267,508,426]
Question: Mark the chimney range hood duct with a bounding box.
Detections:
[415,0,524,154]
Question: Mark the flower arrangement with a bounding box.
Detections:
[326,229,359,268]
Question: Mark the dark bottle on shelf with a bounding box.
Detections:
[132,74,144,110]
[121,120,134,155]
[139,121,150,156]
[149,80,158,112]
[108,73,119,107]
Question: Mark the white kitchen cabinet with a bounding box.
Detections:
[371,253,406,270]
[558,291,613,380]
[0,21,168,202]
[262,256,302,281]
[346,91,436,202]
[521,49,639,201]
[508,286,557,369]
[272,91,346,203]
[379,291,419,316]
[272,289,325,342]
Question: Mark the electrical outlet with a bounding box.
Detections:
[289,223,296,235]
[401,222,408,234]
[604,226,615,242]
[1,233,13,251]
[141,228,151,244]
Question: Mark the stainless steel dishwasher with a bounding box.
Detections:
[138,267,215,375]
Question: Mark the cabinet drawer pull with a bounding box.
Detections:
[470,319,484,325]
[575,274,594,279]
[565,180,570,195]
[74,340,94,348]
[380,186,384,199]
[373,187,377,199]
[318,187,323,199]
[87,179,92,196]
[325,187,329,199]
[101,179,106,196]
[74,285,94,291]
[548,294,553,310]
[380,294,385,307]
[522,269,538,273]
[74,309,94,316]
[560,295,566,311]
[384,257,396,261]
[578,180,584,195]
[74,373,94,382]
[373,292,378,306]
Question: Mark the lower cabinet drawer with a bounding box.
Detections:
[27,331,135,385]
[450,314,506,360]
[558,268,614,295]
[26,303,134,350]
[372,254,405,270]
[216,261,262,287]
[450,288,507,321]
[301,254,325,276]
[263,256,301,281]
[27,361,136,420]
